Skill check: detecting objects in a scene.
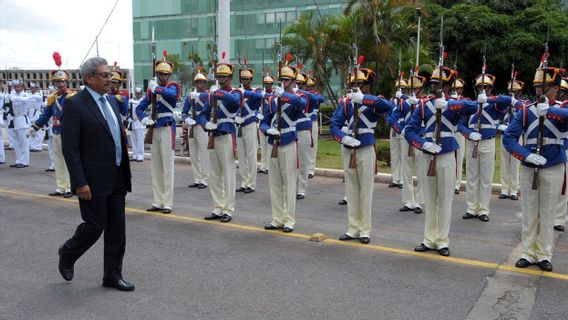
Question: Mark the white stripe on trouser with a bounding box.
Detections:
[420,151,456,249]
[237,124,258,189]
[268,142,297,228]
[400,139,424,207]
[465,139,495,216]
[258,124,268,171]
[189,125,209,185]
[47,130,54,169]
[296,130,311,195]
[13,128,30,165]
[30,129,45,150]
[0,127,5,163]
[390,129,403,184]
[520,164,563,263]
[455,133,465,190]
[500,135,520,195]
[130,128,145,161]
[308,121,318,175]
[342,145,375,238]
[209,134,236,216]
[151,127,175,209]
[554,150,568,226]
[52,134,70,193]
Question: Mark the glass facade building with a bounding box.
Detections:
[132,0,346,92]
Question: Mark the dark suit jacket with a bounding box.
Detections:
[61,88,132,198]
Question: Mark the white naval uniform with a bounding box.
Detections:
[0,92,5,163]
[28,92,44,151]
[129,98,146,161]
[9,91,30,165]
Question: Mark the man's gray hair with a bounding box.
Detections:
[80,57,108,78]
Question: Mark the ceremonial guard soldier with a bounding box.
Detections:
[7,79,30,168]
[29,57,74,197]
[305,73,325,178]
[295,71,315,199]
[128,87,146,162]
[459,72,509,222]
[503,65,567,272]
[451,78,467,194]
[330,65,392,244]
[28,82,44,152]
[0,83,5,165]
[261,57,307,233]
[200,57,242,223]
[553,76,568,231]
[235,65,261,193]
[405,65,478,256]
[109,67,129,119]
[257,71,274,174]
[136,53,181,214]
[389,78,408,188]
[387,74,426,214]
[183,68,209,189]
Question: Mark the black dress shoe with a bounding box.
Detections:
[388,182,398,188]
[454,188,460,194]
[10,163,18,167]
[537,260,553,272]
[244,187,255,193]
[397,184,403,189]
[437,247,450,256]
[135,160,144,162]
[478,214,489,222]
[554,225,565,232]
[308,174,314,179]
[204,213,222,220]
[296,194,305,200]
[264,224,283,230]
[515,258,532,268]
[414,207,423,214]
[162,208,172,214]
[338,199,347,205]
[282,227,294,233]
[220,214,232,223]
[236,187,246,192]
[188,183,200,188]
[462,212,476,220]
[198,183,208,189]
[339,234,356,241]
[63,192,73,198]
[359,237,370,244]
[15,164,28,168]
[146,206,162,212]
[129,158,137,162]
[509,194,519,200]
[257,168,264,173]
[414,243,434,252]
[58,246,74,281]
[48,191,64,196]
[498,193,509,199]
[45,168,55,172]
[399,205,413,212]
[102,278,135,292]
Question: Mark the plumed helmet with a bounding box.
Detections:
[474,74,496,87]
[533,67,564,87]
[349,68,376,84]
[452,78,465,89]
[263,75,274,84]
[296,72,308,84]
[395,78,409,89]
[561,77,568,91]
[111,70,125,82]
[431,66,455,83]
[307,75,316,86]
[507,79,525,92]
[216,63,235,76]
[155,60,174,74]
[239,68,254,79]
[408,75,426,89]
[279,65,298,80]
[51,70,69,81]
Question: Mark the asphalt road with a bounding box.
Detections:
[1,149,567,320]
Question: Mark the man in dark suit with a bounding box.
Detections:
[59,57,134,291]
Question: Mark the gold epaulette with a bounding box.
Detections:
[47,94,56,106]
[115,94,123,103]
[65,89,77,99]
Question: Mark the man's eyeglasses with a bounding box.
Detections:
[94,72,112,79]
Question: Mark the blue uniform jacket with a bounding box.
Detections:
[308,90,324,122]
[182,90,210,128]
[136,82,180,128]
[296,89,315,131]
[239,88,263,127]
[387,96,425,136]
[198,86,243,135]
[260,91,307,146]
[33,91,73,135]
[457,95,509,140]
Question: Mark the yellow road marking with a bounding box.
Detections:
[2,188,567,281]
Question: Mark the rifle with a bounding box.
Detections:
[144,24,157,144]
[348,53,365,169]
[271,21,286,158]
[508,62,517,124]
[472,42,487,159]
[408,7,422,157]
[207,12,219,150]
[188,63,198,139]
[532,29,550,190]
[427,15,445,177]
[237,58,247,138]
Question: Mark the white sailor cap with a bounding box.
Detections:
[135,87,142,93]
[30,82,38,88]
[13,79,24,86]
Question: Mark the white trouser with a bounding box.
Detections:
[130,128,145,161]
[209,133,236,216]
[236,123,258,189]
[52,134,70,193]
[308,121,318,175]
[12,128,30,165]
[554,152,567,226]
[189,125,209,185]
[0,127,5,163]
[400,139,424,208]
[520,164,563,263]
[342,145,375,238]
[47,130,55,169]
[500,135,520,195]
[296,130,312,195]
[258,124,268,171]
[455,133,466,190]
[268,142,298,228]
[465,139,495,216]
[151,127,175,210]
[420,151,456,249]
[390,129,403,184]
[30,129,45,150]
[7,127,16,148]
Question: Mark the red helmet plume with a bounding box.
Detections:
[52,51,62,67]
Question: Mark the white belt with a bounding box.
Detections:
[280,127,296,134]
[243,113,256,120]
[157,112,172,118]
[424,131,454,138]
[525,137,565,146]
[347,128,374,135]
[217,118,234,124]
[469,124,497,129]
[296,118,311,123]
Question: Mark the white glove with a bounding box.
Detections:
[469,132,482,141]
[536,101,549,117]
[497,124,508,132]
[348,88,364,104]
[395,89,403,99]
[407,95,419,105]
[266,128,280,136]
[234,116,244,125]
[149,80,158,94]
[256,113,264,121]
[184,117,196,126]
[205,122,217,131]
[274,85,285,98]
[341,135,361,147]
[141,117,155,126]
[422,141,442,154]
[450,91,458,99]
[525,153,547,166]
[292,86,298,93]
[510,96,517,106]
[28,127,36,137]
[190,91,200,101]
[6,114,14,122]
[209,84,219,92]
[477,91,488,104]
[434,97,447,110]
